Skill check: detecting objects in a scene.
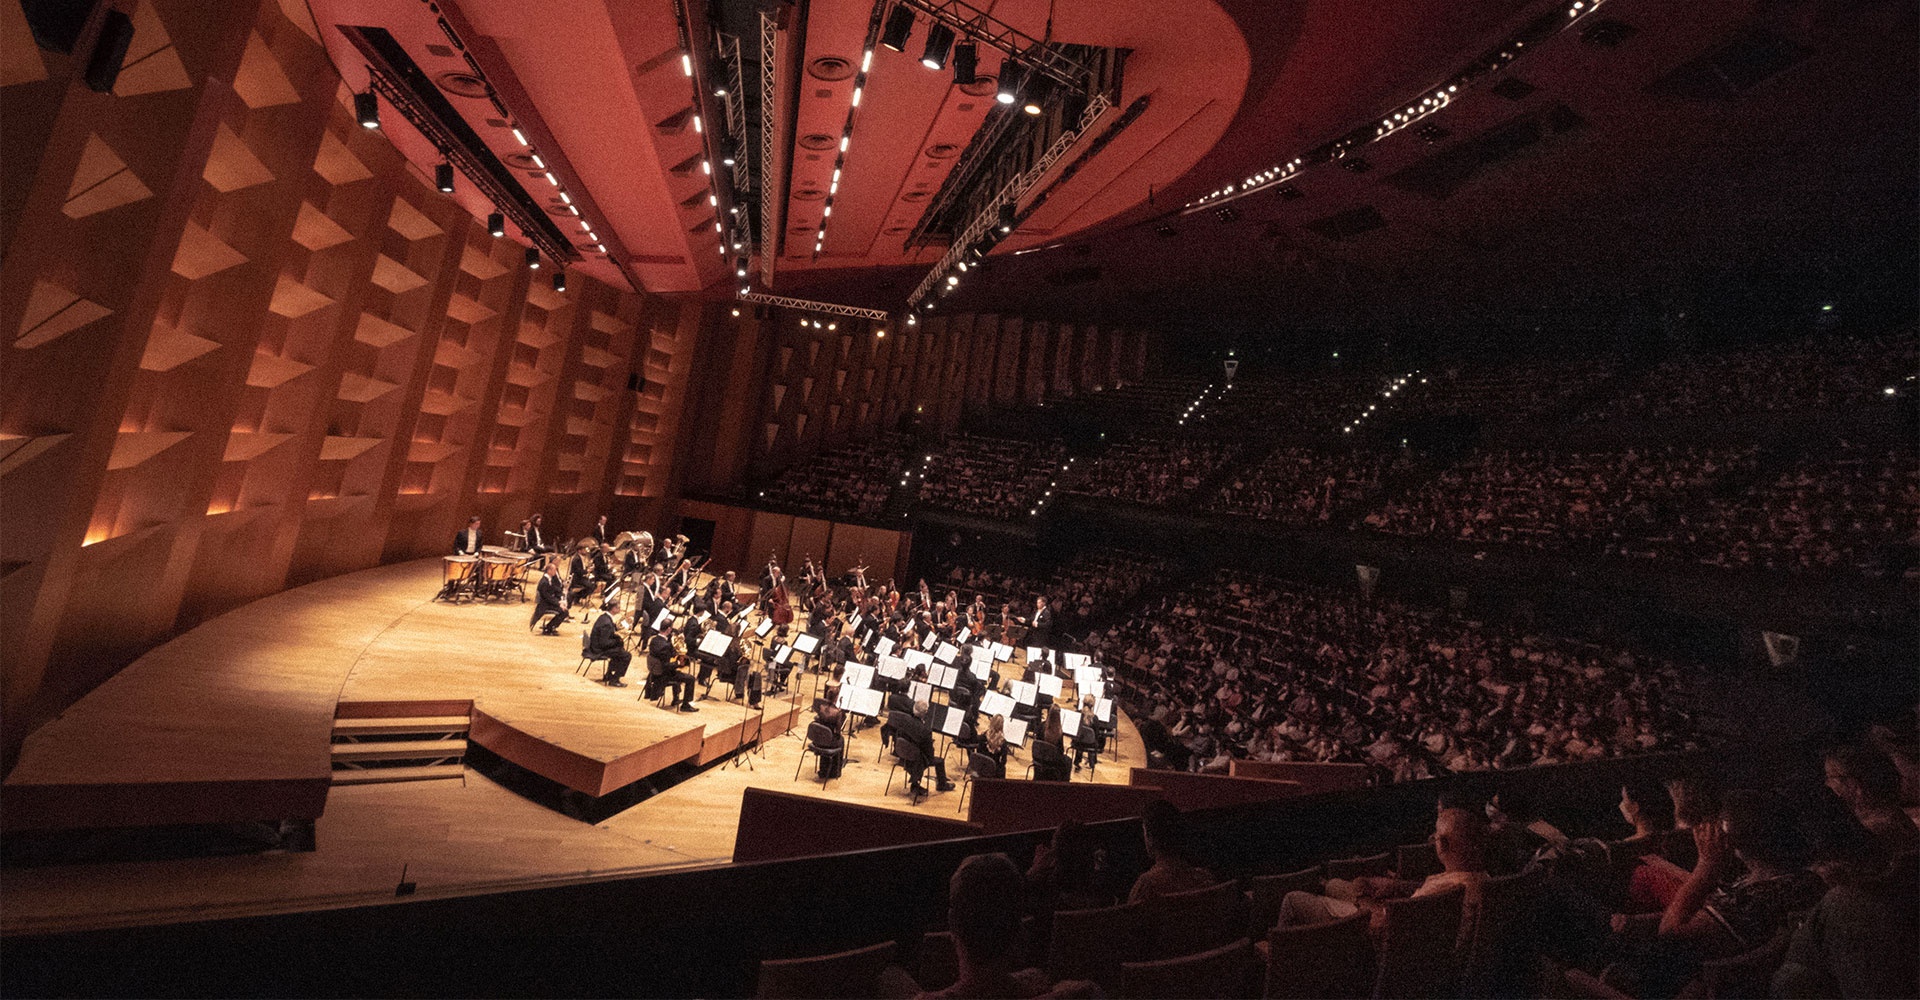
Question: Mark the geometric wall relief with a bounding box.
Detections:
[794,413,807,439]
[171,221,249,280]
[369,254,428,294]
[444,292,496,325]
[275,0,322,44]
[312,131,372,186]
[233,32,299,110]
[458,244,508,280]
[335,371,400,404]
[139,320,221,371]
[0,0,48,87]
[267,273,334,318]
[770,383,785,411]
[107,429,193,470]
[63,134,153,219]
[0,433,71,479]
[386,197,442,241]
[764,423,778,451]
[524,281,565,312]
[291,201,354,252]
[352,311,413,348]
[221,430,293,462]
[110,0,191,98]
[14,279,111,349]
[318,435,383,461]
[245,349,313,388]
[589,309,629,336]
[202,123,275,193]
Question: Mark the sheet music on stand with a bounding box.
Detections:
[1094,697,1114,724]
[1071,665,1102,690]
[1081,678,1105,699]
[1058,707,1083,738]
[792,633,820,655]
[991,642,1015,663]
[836,686,883,718]
[1011,680,1038,707]
[934,641,959,664]
[697,630,733,658]
[1063,652,1091,672]
[968,659,991,681]
[929,664,959,690]
[908,680,932,704]
[849,613,864,632]
[957,627,972,644]
[1003,717,1030,747]
[877,656,908,681]
[904,649,934,671]
[652,607,673,631]
[1025,646,1046,666]
[770,645,793,665]
[753,616,775,638]
[842,663,875,692]
[1035,672,1064,699]
[920,631,938,650]
[979,690,1015,720]
[874,636,895,657]
[936,705,966,737]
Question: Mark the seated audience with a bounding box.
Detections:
[1278,805,1489,931]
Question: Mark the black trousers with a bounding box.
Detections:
[906,753,948,789]
[530,601,565,632]
[599,648,633,681]
[649,668,695,706]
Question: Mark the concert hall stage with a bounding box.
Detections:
[1,557,1143,935]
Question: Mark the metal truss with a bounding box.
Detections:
[758,10,779,285]
[738,293,892,322]
[894,0,1093,92]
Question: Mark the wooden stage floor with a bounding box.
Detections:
[1,557,1142,935]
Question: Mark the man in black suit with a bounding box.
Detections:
[646,631,697,712]
[585,601,631,686]
[566,547,596,607]
[717,570,738,609]
[526,514,552,554]
[894,699,954,796]
[591,514,611,547]
[632,572,666,636]
[1028,596,1053,649]
[453,516,483,555]
[530,557,566,634]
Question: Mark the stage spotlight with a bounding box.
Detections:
[525,247,540,270]
[920,23,954,71]
[354,91,380,129]
[880,4,915,52]
[1021,75,1052,115]
[552,271,566,293]
[735,256,748,277]
[997,203,1016,233]
[995,61,1025,104]
[487,212,505,237]
[435,162,454,192]
[952,41,977,85]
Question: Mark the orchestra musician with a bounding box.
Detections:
[453,516,483,555]
[646,630,697,712]
[566,542,596,607]
[526,513,552,554]
[766,555,794,628]
[586,600,631,686]
[717,570,738,608]
[591,514,611,548]
[530,556,567,635]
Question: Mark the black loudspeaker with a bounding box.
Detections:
[82,7,132,92]
[627,372,644,392]
[21,0,94,54]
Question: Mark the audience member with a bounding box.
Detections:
[1128,800,1216,902]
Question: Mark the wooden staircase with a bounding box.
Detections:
[330,702,471,786]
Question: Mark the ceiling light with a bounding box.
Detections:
[692,115,702,134]
[946,275,959,286]
[715,86,728,97]
[486,212,504,237]
[680,53,692,77]
[953,42,978,85]
[920,23,954,71]
[862,49,873,73]
[722,153,736,166]
[996,61,1025,104]
[880,5,915,52]
[702,160,711,175]
[997,203,1016,233]
[840,135,849,152]
[1021,75,1053,115]
[530,154,545,169]
[434,162,455,192]
[552,271,566,293]
[355,91,379,128]
[511,127,527,145]
[525,248,540,270]
[851,86,863,107]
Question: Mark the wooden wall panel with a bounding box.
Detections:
[785,516,832,574]
[745,511,795,581]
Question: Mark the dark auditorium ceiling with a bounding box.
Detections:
[309,0,1918,330]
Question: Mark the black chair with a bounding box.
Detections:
[886,730,927,803]
[1028,739,1071,781]
[577,631,609,679]
[794,720,845,786]
[1072,722,1102,775]
[955,750,997,814]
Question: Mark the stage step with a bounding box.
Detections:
[330,739,466,763]
[331,716,470,738]
[331,764,465,786]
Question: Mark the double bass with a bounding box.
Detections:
[766,555,795,628]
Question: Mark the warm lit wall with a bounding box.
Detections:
[0,0,699,745]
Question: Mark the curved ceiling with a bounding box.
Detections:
[307,0,1917,329]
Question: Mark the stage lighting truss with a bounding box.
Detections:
[1183,0,1612,213]
[669,3,753,292]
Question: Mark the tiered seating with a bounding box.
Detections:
[1209,447,1411,522]
[1396,357,1616,422]
[1092,569,1703,780]
[931,548,1172,634]
[759,435,910,518]
[1684,443,1919,577]
[915,434,1067,518]
[1579,331,1918,423]
[1066,438,1240,506]
[1359,446,1757,553]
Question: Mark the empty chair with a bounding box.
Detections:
[754,940,897,999]
[1148,880,1246,960]
[1245,865,1325,939]
[955,750,995,814]
[1370,885,1465,999]
[1259,910,1372,1000]
[1119,937,1258,1000]
[1395,841,1441,881]
[1460,866,1547,998]
[1047,899,1152,993]
[1325,851,1395,882]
